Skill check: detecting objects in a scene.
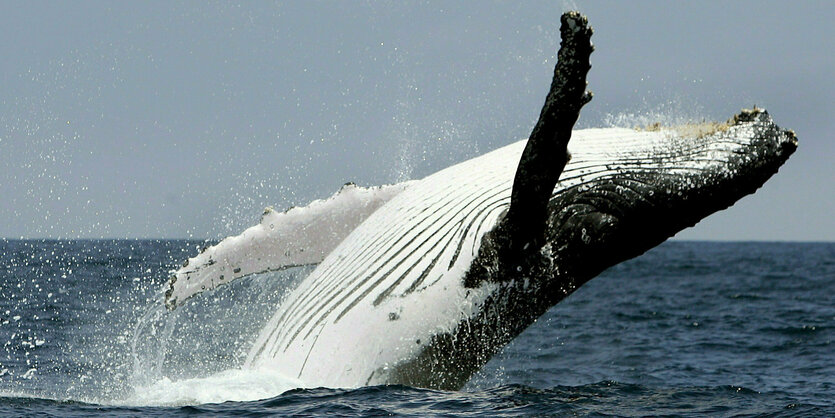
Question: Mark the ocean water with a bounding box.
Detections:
[0,239,832,416]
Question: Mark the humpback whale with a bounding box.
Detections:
[164,12,796,390]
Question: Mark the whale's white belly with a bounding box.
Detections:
[245,139,523,387]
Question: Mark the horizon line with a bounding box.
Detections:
[1,237,833,244]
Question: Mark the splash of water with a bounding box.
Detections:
[601,96,708,130]
[126,266,314,405]
[126,368,304,406]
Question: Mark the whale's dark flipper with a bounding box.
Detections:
[466,12,594,286]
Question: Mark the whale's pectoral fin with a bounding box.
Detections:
[466,11,593,286]
[164,181,414,310]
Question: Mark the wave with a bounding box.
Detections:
[2,381,828,416]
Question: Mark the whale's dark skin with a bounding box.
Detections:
[377,12,797,390]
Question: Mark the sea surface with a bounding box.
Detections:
[0,239,832,416]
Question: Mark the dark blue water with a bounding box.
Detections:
[0,240,832,416]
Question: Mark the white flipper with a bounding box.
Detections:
[164,182,415,309]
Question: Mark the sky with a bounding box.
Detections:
[1,1,832,241]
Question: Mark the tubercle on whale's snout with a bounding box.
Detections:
[770,123,798,159]
[733,107,766,124]
[735,110,797,174]
[783,130,799,152]
[733,108,797,154]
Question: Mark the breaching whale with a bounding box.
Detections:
[164,12,796,390]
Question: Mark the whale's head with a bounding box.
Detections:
[546,108,796,288]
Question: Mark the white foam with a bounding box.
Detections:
[125,368,304,406]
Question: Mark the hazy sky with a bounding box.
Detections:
[1,1,832,240]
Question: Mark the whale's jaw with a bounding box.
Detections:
[544,108,797,291]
